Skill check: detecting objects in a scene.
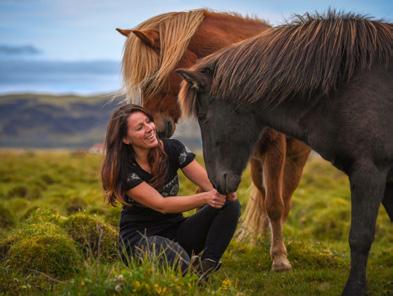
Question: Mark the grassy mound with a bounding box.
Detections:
[0,265,55,296]
[65,196,87,214]
[0,221,68,259]
[2,221,81,280]
[23,207,65,225]
[103,206,121,227]
[6,234,81,279]
[6,183,42,200]
[4,198,31,219]
[286,240,346,269]
[0,203,15,230]
[62,213,118,261]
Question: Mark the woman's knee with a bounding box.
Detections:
[223,199,241,219]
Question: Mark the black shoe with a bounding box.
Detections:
[190,257,222,283]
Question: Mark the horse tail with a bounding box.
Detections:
[236,183,269,243]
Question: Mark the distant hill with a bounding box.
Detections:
[0,93,201,149]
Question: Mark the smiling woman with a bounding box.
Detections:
[100,104,240,281]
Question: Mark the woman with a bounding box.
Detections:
[101,104,240,280]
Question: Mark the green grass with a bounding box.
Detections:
[0,150,392,295]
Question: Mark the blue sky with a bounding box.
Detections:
[0,0,392,61]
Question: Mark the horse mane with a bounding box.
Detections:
[182,10,393,114]
[121,9,268,105]
[121,9,205,104]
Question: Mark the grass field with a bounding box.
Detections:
[0,150,392,295]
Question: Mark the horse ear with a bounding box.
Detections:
[131,29,160,49]
[116,28,132,37]
[176,69,206,90]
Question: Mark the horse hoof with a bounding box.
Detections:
[271,256,292,272]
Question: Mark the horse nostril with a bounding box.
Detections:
[221,172,228,194]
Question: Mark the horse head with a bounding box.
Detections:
[118,28,198,138]
[176,63,263,194]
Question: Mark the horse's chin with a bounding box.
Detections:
[215,172,241,195]
[157,130,171,139]
[157,120,175,139]
[157,127,175,139]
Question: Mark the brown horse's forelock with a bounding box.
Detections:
[200,10,393,109]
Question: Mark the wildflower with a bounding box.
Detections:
[115,284,122,292]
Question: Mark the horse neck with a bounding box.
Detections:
[252,98,312,143]
[189,12,270,57]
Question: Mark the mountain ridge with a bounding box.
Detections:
[0,93,201,149]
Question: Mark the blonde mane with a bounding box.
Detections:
[121,9,206,104]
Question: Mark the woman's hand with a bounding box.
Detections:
[226,192,237,201]
[204,189,226,208]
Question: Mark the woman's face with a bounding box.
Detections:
[123,111,159,149]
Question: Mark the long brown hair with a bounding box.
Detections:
[101,104,168,206]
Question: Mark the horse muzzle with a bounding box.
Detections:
[215,172,241,195]
[157,119,175,139]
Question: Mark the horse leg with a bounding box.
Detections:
[263,132,291,271]
[382,182,393,221]
[237,156,269,241]
[282,138,311,221]
[342,161,387,296]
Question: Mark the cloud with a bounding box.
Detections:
[0,44,42,55]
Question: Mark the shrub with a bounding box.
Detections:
[62,213,118,261]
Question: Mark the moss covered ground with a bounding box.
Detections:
[0,150,392,295]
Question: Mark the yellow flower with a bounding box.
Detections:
[221,278,232,290]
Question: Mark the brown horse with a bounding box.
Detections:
[117,9,311,271]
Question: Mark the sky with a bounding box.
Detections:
[1,0,392,62]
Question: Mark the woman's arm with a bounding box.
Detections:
[181,159,214,192]
[126,181,225,214]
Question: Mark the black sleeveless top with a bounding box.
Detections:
[119,139,195,242]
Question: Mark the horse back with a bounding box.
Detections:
[305,65,393,166]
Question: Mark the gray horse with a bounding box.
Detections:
[177,11,393,296]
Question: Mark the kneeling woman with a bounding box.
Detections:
[101,104,240,279]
